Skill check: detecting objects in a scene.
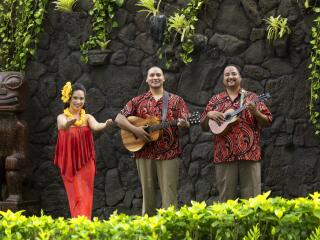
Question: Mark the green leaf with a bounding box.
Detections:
[115,0,124,7]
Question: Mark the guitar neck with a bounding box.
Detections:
[230,105,246,117]
[148,120,177,132]
[229,98,261,118]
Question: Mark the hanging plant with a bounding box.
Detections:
[264,15,291,43]
[136,0,166,44]
[136,0,161,17]
[80,0,124,63]
[53,0,78,12]
[158,0,205,67]
[0,0,49,71]
[167,13,194,64]
[306,2,320,134]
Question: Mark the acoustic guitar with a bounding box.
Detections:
[121,112,200,152]
[209,93,271,136]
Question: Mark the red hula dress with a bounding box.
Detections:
[54,126,96,219]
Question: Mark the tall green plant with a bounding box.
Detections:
[80,0,124,62]
[264,15,291,43]
[307,4,320,134]
[0,0,49,71]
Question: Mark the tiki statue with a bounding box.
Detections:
[0,72,30,203]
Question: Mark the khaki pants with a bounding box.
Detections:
[136,158,179,216]
[215,161,261,202]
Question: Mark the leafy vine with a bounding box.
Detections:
[80,0,124,62]
[159,0,205,67]
[306,1,320,134]
[0,0,49,71]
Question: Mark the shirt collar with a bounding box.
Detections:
[145,90,165,102]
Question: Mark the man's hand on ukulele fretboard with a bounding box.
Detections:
[207,111,225,125]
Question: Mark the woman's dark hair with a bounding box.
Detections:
[64,83,87,108]
[72,83,86,95]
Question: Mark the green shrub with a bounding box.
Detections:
[0,192,320,239]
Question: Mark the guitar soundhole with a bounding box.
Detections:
[225,114,231,121]
[144,126,151,133]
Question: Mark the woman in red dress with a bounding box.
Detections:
[54,82,112,219]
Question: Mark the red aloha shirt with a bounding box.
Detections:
[120,91,189,160]
[201,89,272,164]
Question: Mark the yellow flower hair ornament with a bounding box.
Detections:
[61,82,72,103]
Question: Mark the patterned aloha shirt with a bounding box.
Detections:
[201,89,272,164]
[120,91,189,160]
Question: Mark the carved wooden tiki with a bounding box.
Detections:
[0,72,31,206]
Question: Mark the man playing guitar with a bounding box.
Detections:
[201,65,272,202]
[115,66,190,216]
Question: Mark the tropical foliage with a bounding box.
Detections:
[80,0,124,62]
[306,1,320,134]
[53,0,78,12]
[167,13,193,43]
[159,0,205,66]
[136,0,162,17]
[0,192,320,239]
[264,15,291,43]
[0,0,49,71]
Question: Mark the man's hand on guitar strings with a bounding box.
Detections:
[132,126,152,142]
[207,111,225,124]
[247,101,259,116]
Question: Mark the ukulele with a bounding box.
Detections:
[209,93,271,136]
[120,112,200,152]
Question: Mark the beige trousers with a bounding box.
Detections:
[136,158,179,216]
[215,161,261,202]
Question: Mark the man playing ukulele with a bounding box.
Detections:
[201,65,272,202]
[115,66,190,215]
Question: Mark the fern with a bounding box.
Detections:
[306,227,320,240]
[243,224,260,240]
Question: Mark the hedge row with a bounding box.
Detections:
[0,192,320,239]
